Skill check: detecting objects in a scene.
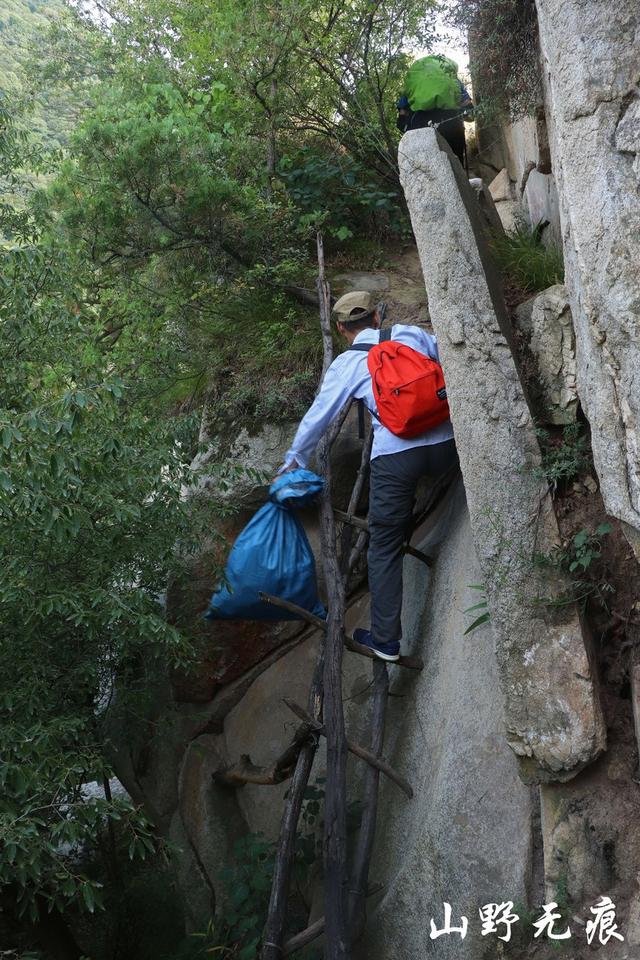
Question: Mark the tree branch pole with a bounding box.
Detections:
[213,721,316,786]
[334,511,434,567]
[262,237,351,959]
[261,653,324,960]
[315,230,350,960]
[282,885,384,957]
[283,698,412,799]
[339,426,374,576]
[347,659,388,941]
[317,231,333,380]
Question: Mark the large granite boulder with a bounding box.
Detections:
[398,127,605,782]
[360,483,536,960]
[536,0,640,556]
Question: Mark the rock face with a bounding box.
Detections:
[514,284,578,425]
[471,97,561,245]
[539,685,640,959]
[398,128,605,782]
[536,0,640,553]
[488,167,515,202]
[360,482,536,960]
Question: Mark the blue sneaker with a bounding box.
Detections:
[352,628,400,662]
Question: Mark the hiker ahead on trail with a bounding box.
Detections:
[396,54,472,165]
[277,292,458,663]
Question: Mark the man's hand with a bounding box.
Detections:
[272,459,299,483]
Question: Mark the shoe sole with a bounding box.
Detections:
[372,650,400,662]
[352,632,400,662]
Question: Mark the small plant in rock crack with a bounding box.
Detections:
[534,523,614,611]
[533,422,590,490]
[463,585,491,635]
[567,523,613,573]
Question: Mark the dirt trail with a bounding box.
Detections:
[330,244,431,326]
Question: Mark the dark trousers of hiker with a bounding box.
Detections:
[398,108,466,166]
[368,438,458,646]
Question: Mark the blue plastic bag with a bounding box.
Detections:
[204,469,326,621]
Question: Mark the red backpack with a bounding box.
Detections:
[350,328,450,438]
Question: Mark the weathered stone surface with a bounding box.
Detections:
[469,177,504,239]
[223,635,324,837]
[536,0,640,549]
[167,533,305,703]
[168,812,214,932]
[398,128,605,781]
[631,659,640,776]
[488,167,516,202]
[494,198,523,235]
[167,406,367,702]
[514,284,578,424]
[223,621,372,840]
[175,734,246,927]
[539,702,640,956]
[190,422,296,510]
[523,168,562,247]
[360,483,535,960]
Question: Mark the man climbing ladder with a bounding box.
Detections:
[278,291,458,661]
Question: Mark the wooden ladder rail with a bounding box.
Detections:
[260,405,351,960]
[262,232,353,960]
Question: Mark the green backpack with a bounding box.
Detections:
[403,55,461,112]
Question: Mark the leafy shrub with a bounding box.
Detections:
[490,224,564,293]
[205,792,325,960]
[278,146,402,241]
[188,291,322,431]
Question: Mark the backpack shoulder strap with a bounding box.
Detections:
[348,327,393,352]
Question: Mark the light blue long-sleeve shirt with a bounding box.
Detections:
[282,324,454,469]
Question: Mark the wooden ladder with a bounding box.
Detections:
[214,235,454,959]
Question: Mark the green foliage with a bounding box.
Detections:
[565,524,613,574]
[0,98,217,941]
[490,224,564,293]
[0,0,80,150]
[216,833,276,959]
[463,584,491,635]
[294,778,325,872]
[447,0,541,119]
[0,0,451,949]
[43,72,320,421]
[534,523,614,610]
[534,423,590,490]
[278,146,402,240]
[166,289,322,430]
[201,784,327,959]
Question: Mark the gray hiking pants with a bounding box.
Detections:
[368,439,458,645]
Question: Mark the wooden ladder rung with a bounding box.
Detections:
[333,508,434,566]
[283,699,414,799]
[259,592,424,671]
